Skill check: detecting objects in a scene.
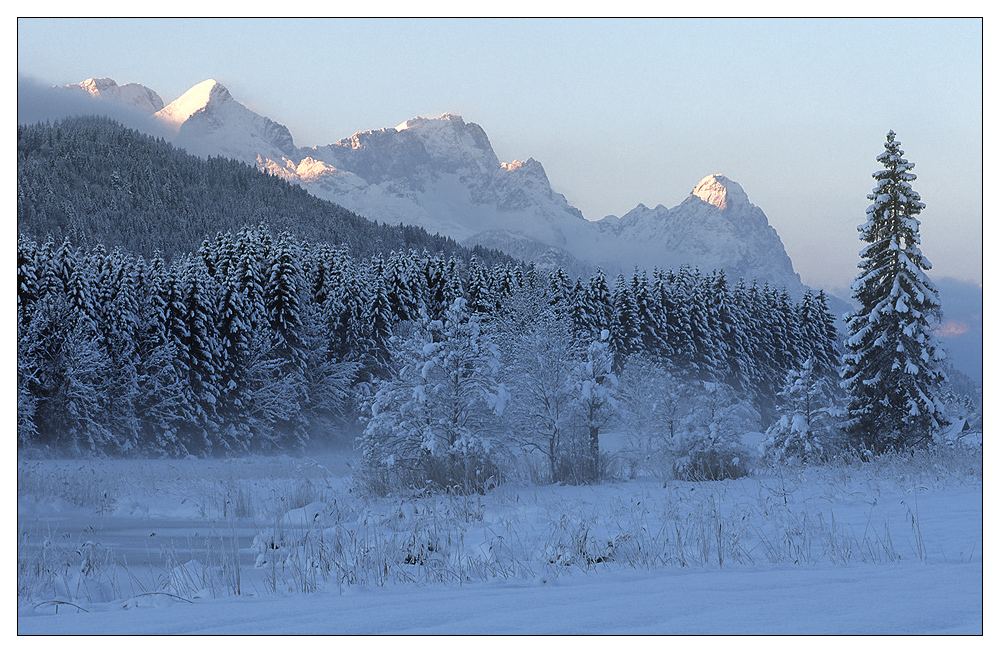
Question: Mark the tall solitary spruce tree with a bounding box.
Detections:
[843,131,948,453]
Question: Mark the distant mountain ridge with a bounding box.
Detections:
[56,76,807,293]
[66,77,164,113]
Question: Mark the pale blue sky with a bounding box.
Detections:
[17,17,983,291]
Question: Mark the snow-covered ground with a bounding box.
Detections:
[17,445,983,635]
[16,561,983,635]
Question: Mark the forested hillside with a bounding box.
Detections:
[17,116,513,267]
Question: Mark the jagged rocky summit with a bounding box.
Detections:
[597,174,801,290]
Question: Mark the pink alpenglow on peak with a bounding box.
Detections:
[500,158,543,174]
[154,79,232,131]
[501,159,527,172]
[690,174,750,212]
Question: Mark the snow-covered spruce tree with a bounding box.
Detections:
[17,233,39,316]
[265,232,305,369]
[797,290,841,379]
[653,268,694,372]
[467,255,495,316]
[362,298,509,494]
[358,256,394,382]
[132,253,187,455]
[162,260,199,450]
[608,274,641,374]
[547,267,574,318]
[180,258,223,453]
[233,226,267,324]
[17,306,39,444]
[215,269,254,451]
[731,279,764,400]
[492,264,518,314]
[54,238,95,325]
[711,271,754,395]
[385,251,419,322]
[568,278,593,344]
[681,267,721,381]
[90,245,142,453]
[764,357,843,463]
[583,270,613,341]
[741,281,773,396]
[421,254,450,322]
[263,232,309,446]
[298,301,360,442]
[19,239,122,453]
[17,235,45,443]
[631,270,668,366]
[843,131,949,453]
[23,290,114,454]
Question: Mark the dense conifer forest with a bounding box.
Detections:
[18,224,842,470]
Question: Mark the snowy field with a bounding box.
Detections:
[17,444,983,635]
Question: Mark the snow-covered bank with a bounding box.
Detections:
[17,449,983,635]
[18,560,982,635]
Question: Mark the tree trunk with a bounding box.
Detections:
[589,424,600,482]
[549,430,557,483]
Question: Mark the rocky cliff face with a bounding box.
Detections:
[294,113,588,250]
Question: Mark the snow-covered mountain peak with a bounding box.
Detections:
[143,78,298,164]
[65,77,164,113]
[690,174,750,212]
[395,113,465,132]
[154,79,232,131]
[394,114,495,160]
[76,77,118,94]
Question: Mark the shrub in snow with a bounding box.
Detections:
[671,381,758,481]
[934,377,982,449]
[16,309,38,444]
[673,448,750,482]
[616,356,761,480]
[361,298,509,495]
[541,517,620,568]
[297,302,360,439]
